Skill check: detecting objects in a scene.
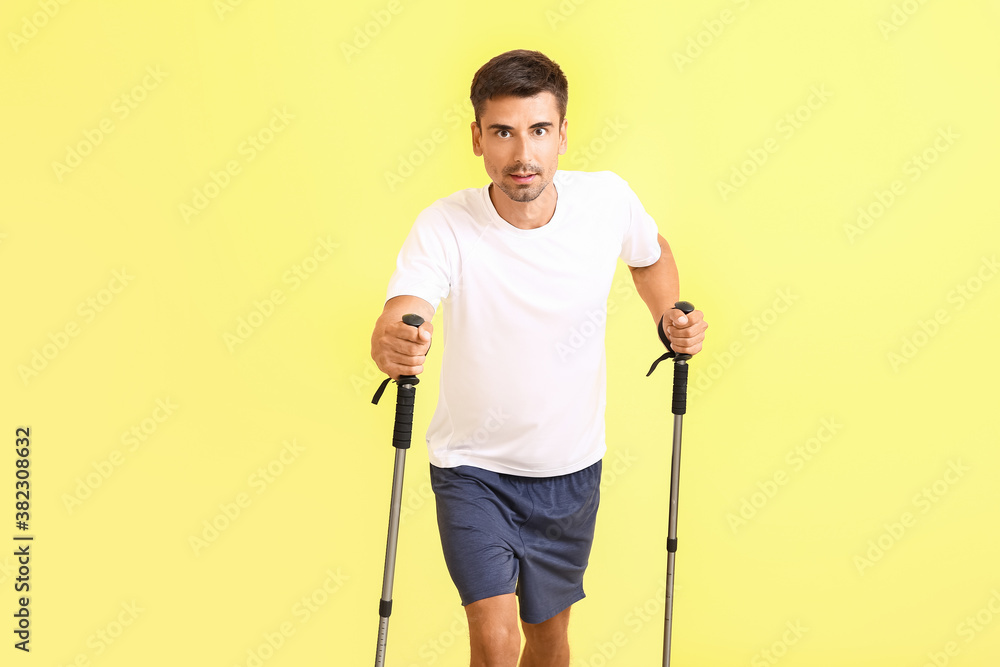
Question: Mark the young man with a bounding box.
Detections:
[371,49,707,667]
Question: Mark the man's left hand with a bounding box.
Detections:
[665,307,708,356]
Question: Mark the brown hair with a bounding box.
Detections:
[470,49,568,126]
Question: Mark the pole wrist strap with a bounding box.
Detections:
[646,314,675,377]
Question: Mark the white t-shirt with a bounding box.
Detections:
[385,169,661,477]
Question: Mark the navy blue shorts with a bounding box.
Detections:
[429,460,602,624]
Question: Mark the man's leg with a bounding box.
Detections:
[466,593,520,667]
[519,605,572,667]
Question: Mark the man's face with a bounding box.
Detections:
[472,92,568,204]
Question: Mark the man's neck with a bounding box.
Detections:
[489,181,558,231]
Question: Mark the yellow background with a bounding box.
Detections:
[2,0,999,665]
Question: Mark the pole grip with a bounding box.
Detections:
[371,313,425,406]
[392,384,415,449]
[401,313,424,328]
[385,313,423,449]
[672,362,688,416]
[670,302,693,416]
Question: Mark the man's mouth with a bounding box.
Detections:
[509,173,536,184]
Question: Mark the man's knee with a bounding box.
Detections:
[466,595,520,664]
[475,621,520,659]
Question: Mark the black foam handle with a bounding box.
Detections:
[390,314,424,449]
[671,301,694,416]
[392,384,415,449]
[672,362,688,416]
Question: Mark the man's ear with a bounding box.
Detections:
[471,121,483,156]
[558,118,568,156]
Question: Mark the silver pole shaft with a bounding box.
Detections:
[375,445,408,667]
[664,550,676,666]
[375,617,390,667]
[663,413,684,667]
[381,447,408,601]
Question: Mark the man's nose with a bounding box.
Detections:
[511,136,531,165]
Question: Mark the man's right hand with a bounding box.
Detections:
[371,296,435,380]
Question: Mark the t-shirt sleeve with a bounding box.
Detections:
[385,206,453,311]
[617,176,662,268]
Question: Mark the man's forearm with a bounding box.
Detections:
[629,234,680,324]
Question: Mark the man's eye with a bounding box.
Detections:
[498,130,510,138]
[535,128,547,136]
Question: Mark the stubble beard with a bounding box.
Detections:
[494,170,549,203]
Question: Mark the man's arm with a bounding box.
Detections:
[628,233,707,356]
[371,295,436,379]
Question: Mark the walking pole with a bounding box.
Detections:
[645,301,696,667]
[370,313,425,667]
